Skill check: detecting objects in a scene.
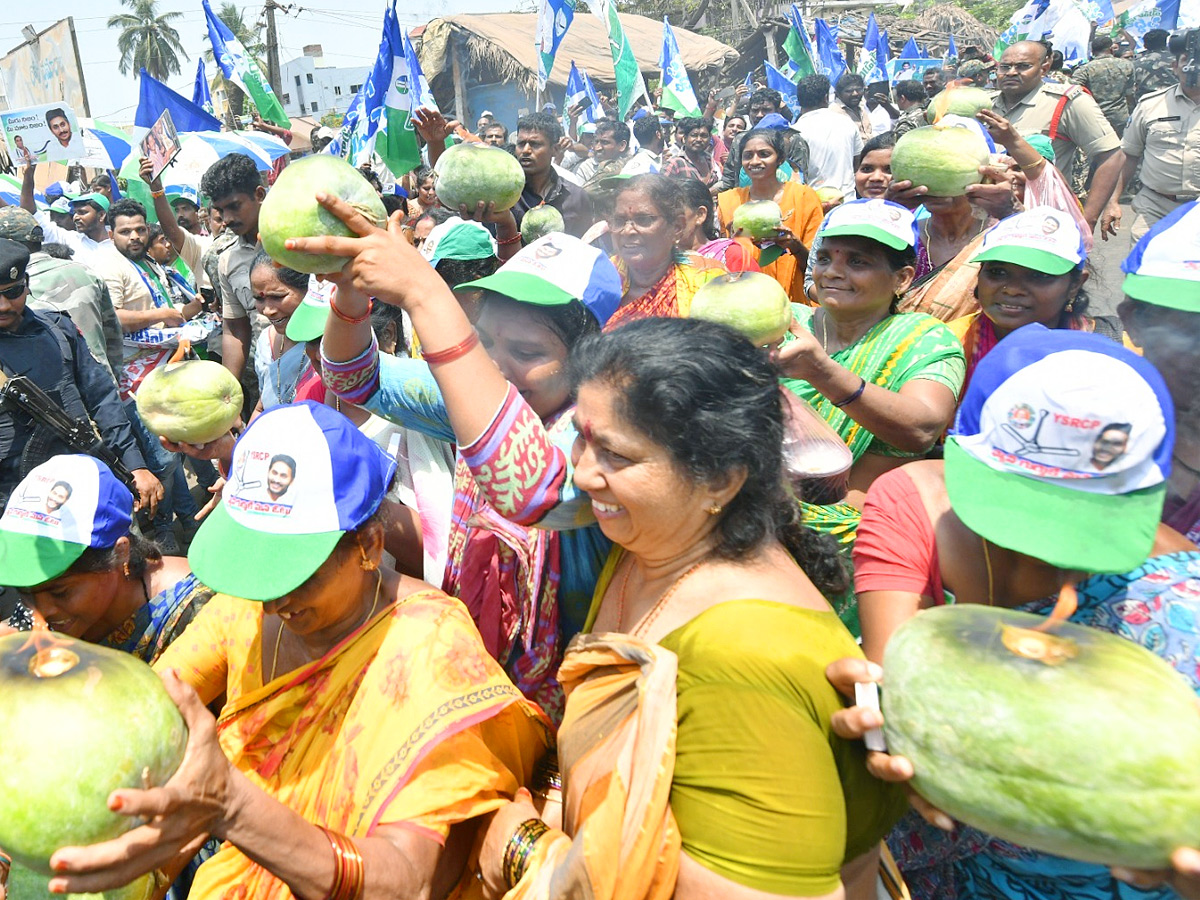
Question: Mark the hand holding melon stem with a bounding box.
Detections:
[46,671,233,895]
[824,658,958,833]
[160,425,239,466]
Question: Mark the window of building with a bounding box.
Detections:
[311,101,318,112]
[306,73,314,84]
[282,92,290,104]
[350,84,361,93]
[334,85,342,96]
[294,75,300,86]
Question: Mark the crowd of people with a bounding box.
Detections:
[1,24,1200,900]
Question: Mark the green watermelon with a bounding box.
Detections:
[891,126,991,197]
[259,154,387,274]
[688,272,793,347]
[731,199,783,240]
[925,86,995,124]
[520,204,565,244]
[882,604,1200,868]
[136,358,243,445]
[5,861,154,900]
[434,143,526,213]
[0,635,187,876]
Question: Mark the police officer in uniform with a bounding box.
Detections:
[1120,36,1200,241]
[0,238,160,511]
[992,40,1124,234]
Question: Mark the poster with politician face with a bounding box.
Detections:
[1,102,85,164]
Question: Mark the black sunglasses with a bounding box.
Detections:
[0,278,27,300]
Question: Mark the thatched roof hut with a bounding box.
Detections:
[419,13,737,126]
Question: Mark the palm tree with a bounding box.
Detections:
[205,2,267,119]
[107,0,188,81]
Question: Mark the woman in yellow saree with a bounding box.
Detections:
[47,403,550,900]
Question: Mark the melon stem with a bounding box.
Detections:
[29,646,80,678]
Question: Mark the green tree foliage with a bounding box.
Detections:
[107,0,188,80]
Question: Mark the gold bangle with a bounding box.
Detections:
[1019,159,1045,171]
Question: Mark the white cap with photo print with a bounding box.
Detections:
[188,401,398,600]
[817,198,918,251]
[0,454,134,587]
[972,207,1087,276]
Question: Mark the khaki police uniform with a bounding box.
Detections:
[993,82,1121,176]
[1122,85,1200,240]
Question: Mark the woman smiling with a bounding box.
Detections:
[286,195,906,900]
[951,207,1124,393]
[319,230,622,718]
[777,200,964,630]
[717,127,823,300]
[40,404,549,900]
[603,174,724,330]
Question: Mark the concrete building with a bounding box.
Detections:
[280,44,369,120]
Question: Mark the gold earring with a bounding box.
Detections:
[123,562,131,577]
[707,503,723,516]
[359,544,377,571]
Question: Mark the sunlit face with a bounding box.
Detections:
[812,235,914,314]
[148,233,175,265]
[412,216,436,248]
[683,126,711,156]
[723,117,747,140]
[740,136,780,181]
[836,81,864,108]
[251,265,306,332]
[855,149,892,198]
[111,214,148,261]
[211,189,263,240]
[475,297,572,420]
[515,128,552,177]
[267,460,295,499]
[482,125,507,147]
[975,261,1082,336]
[998,43,1049,96]
[173,200,200,232]
[593,131,627,161]
[923,69,945,94]
[570,381,723,560]
[71,202,105,236]
[749,100,777,122]
[417,177,437,207]
[610,188,680,274]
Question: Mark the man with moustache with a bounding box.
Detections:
[511,112,592,238]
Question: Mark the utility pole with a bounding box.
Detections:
[265,0,283,97]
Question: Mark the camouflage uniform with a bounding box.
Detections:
[893,102,929,138]
[1134,49,1178,100]
[201,229,239,314]
[1071,55,1135,135]
[26,252,125,382]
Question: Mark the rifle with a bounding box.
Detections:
[0,369,137,491]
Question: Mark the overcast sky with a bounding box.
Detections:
[1,0,529,123]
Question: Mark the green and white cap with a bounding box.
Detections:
[188,401,397,600]
[1122,201,1200,312]
[0,455,133,588]
[285,277,338,342]
[420,217,497,267]
[818,198,917,251]
[972,207,1087,276]
[458,233,621,326]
